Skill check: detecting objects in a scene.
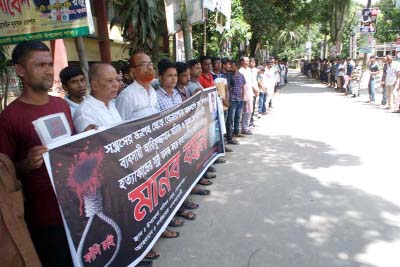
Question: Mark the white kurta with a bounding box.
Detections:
[73,95,122,133]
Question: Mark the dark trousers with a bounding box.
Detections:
[226,100,243,140]
[250,96,257,123]
[29,224,73,267]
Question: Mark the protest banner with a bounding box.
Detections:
[0,0,94,45]
[44,88,224,267]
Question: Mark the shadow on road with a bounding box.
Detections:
[197,135,400,267]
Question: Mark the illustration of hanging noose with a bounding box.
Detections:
[67,149,122,267]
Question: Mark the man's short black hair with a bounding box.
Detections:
[211,57,221,65]
[59,66,84,86]
[176,62,189,74]
[187,59,200,68]
[121,62,132,75]
[158,58,176,76]
[221,57,231,65]
[12,41,50,65]
[199,55,211,64]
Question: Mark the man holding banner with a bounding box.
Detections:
[0,41,74,266]
[117,52,160,121]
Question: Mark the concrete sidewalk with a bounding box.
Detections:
[153,70,400,267]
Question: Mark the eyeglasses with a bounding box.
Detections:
[133,61,154,68]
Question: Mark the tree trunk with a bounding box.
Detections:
[249,32,261,57]
[74,37,90,94]
[180,0,193,60]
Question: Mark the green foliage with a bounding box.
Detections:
[110,0,165,57]
[375,0,400,43]
[0,45,11,112]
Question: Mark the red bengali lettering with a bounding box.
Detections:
[183,128,207,165]
[0,0,29,16]
[101,234,116,251]
[83,243,101,263]
[128,151,181,221]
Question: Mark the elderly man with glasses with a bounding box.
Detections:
[116,52,161,120]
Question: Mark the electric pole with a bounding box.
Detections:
[362,0,372,70]
[179,0,193,61]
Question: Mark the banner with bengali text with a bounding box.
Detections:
[44,88,224,267]
[0,0,94,45]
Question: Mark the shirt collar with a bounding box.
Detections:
[133,80,154,91]
[159,87,178,97]
[88,94,110,108]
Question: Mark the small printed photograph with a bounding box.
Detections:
[208,91,217,114]
[33,112,72,145]
[44,116,68,138]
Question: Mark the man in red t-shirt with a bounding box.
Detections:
[198,55,215,89]
[0,41,74,266]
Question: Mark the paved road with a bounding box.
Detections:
[154,70,400,267]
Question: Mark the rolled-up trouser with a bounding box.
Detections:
[386,84,397,108]
[242,112,251,132]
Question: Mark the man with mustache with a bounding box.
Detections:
[0,41,74,266]
[116,52,161,120]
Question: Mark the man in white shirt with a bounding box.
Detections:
[381,55,400,110]
[60,66,86,117]
[239,56,253,135]
[262,60,277,113]
[249,57,259,127]
[116,52,160,121]
[73,63,122,133]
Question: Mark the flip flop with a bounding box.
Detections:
[191,188,210,196]
[169,217,185,227]
[203,172,216,179]
[162,229,180,238]
[144,249,160,260]
[177,210,196,220]
[182,200,199,210]
[198,178,213,186]
[207,166,217,172]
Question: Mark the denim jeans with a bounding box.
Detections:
[368,79,376,102]
[227,100,243,139]
[258,92,267,113]
[381,85,387,105]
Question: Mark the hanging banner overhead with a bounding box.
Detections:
[164,0,203,35]
[0,0,94,45]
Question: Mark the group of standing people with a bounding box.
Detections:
[302,55,400,112]
[0,40,289,267]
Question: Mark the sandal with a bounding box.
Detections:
[203,172,216,179]
[198,178,213,186]
[207,166,216,172]
[169,217,185,227]
[177,209,196,220]
[162,229,179,238]
[182,200,199,210]
[144,249,160,260]
[190,188,210,195]
[214,158,226,164]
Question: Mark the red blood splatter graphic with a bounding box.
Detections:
[67,149,104,215]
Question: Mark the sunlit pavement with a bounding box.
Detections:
[154,69,400,267]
